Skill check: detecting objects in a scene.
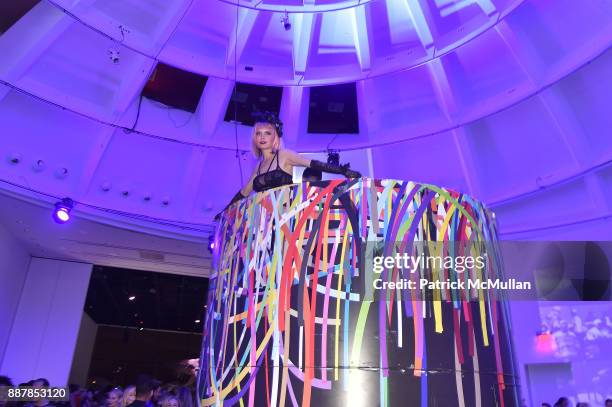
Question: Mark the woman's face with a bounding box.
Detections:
[254,123,278,152]
[125,388,136,405]
[164,399,179,407]
[107,392,120,407]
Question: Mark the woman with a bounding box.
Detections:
[120,386,136,407]
[220,114,361,214]
[160,396,180,407]
[105,388,123,407]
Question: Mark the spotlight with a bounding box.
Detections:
[128,296,136,301]
[281,11,291,31]
[52,198,74,224]
[195,319,201,323]
[207,235,215,253]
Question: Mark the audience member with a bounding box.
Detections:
[105,389,122,407]
[160,396,179,407]
[126,381,153,407]
[120,386,136,407]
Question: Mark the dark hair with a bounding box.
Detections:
[0,376,13,386]
[33,378,50,386]
[252,111,283,137]
[135,380,154,397]
[554,397,569,407]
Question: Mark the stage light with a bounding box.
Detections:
[195,319,201,323]
[208,235,215,253]
[52,198,74,224]
[327,151,340,166]
[128,296,136,301]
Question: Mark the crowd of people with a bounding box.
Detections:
[540,306,612,359]
[541,397,612,407]
[0,376,194,407]
[3,375,612,407]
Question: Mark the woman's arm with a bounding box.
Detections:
[282,149,361,178]
[215,167,258,220]
[282,149,312,168]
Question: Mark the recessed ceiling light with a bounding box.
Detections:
[8,153,21,164]
[55,167,69,179]
[33,159,45,172]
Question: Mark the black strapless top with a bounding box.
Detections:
[253,151,294,192]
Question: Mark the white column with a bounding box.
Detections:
[0,258,92,385]
[0,224,31,365]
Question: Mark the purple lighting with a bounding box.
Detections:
[52,198,74,224]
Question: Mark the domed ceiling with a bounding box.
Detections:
[0,0,611,244]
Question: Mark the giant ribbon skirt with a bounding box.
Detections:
[199,178,520,407]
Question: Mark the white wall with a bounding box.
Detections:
[0,223,31,367]
[0,258,92,385]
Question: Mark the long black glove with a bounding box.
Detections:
[310,160,361,178]
[215,190,246,221]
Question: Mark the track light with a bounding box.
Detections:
[327,151,340,166]
[53,198,74,224]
